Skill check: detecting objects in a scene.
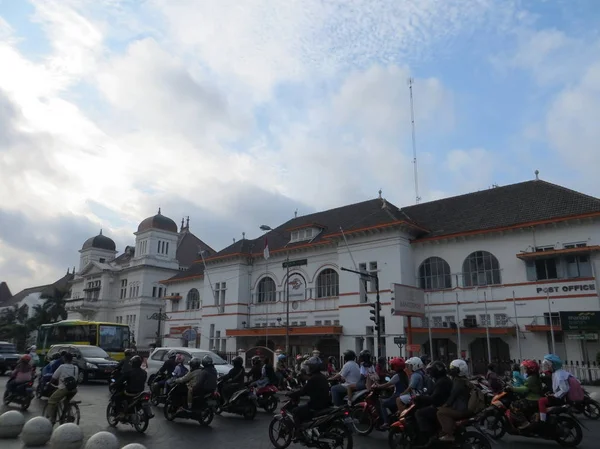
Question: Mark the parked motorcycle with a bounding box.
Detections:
[3,376,35,411]
[252,384,279,412]
[106,389,154,433]
[163,383,218,426]
[215,379,258,420]
[268,396,354,449]
[479,390,585,447]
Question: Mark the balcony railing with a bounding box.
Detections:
[251,287,340,303]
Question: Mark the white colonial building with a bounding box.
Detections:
[159,177,600,373]
[66,211,213,346]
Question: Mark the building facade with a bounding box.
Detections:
[160,179,600,371]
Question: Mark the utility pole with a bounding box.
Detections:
[341,267,382,357]
[147,307,169,347]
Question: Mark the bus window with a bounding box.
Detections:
[99,325,129,352]
[89,325,97,346]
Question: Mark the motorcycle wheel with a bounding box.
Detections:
[106,403,119,427]
[150,391,160,406]
[198,408,214,426]
[133,411,149,433]
[554,416,583,448]
[349,405,374,436]
[268,417,293,449]
[324,422,353,449]
[583,400,600,420]
[164,401,177,421]
[21,397,31,411]
[459,431,491,449]
[263,396,279,413]
[479,413,506,440]
[243,400,257,420]
[387,427,414,449]
[108,383,117,394]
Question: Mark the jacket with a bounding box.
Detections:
[290,372,330,410]
[417,376,453,408]
[248,365,262,382]
[194,366,218,392]
[263,364,278,384]
[222,365,245,384]
[444,377,470,412]
[176,368,204,389]
[158,359,177,376]
[512,374,542,401]
[116,358,132,376]
[116,367,148,395]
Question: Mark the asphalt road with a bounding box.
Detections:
[1,381,599,449]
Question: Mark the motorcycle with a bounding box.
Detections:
[106,389,154,433]
[479,390,585,447]
[3,376,35,411]
[215,379,258,420]
[149,372,170,406]
[349,388,388,435]
[568,389,600,420]
[108,369,119,394]
[163,383,218,426]
[252,384,279,412]
[268,396,354,449]
[36,374,57,399]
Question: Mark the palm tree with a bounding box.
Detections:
[39,287,69,323]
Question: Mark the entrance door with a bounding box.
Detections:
[469,337,510,375]
[316,338,340,360]
[423,339,457,364]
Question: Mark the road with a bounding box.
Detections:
[1,382,599,449]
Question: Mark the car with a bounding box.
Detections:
[145,347,233,380]
[0,341,20,375]
[46,344,119,383]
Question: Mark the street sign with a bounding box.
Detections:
[406,344,421,352]
[282,259,308,268]
[394,336,407,345]
[392,283,425,317]
[567,333,598,340]
[559,311,600,331]
[182,328,198,342]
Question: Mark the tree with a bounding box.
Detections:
[39,287,69,323]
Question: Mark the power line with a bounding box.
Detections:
[408,78,421,204]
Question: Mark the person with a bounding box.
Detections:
[436,359,472,442]
[174,357,203,411]
[40,352,66,394]
[175,356,217,411]
[158,350,178,376]
[115,348,136,378]
[253,357,277,387]
[374,357,409,429]
[396,357,425,412]
[537,354,580,426]
[327,356,337,376]
[114,355,149,419]
[414,361,453,443]
[507,359,542,430]
[220,356,245,403]
[376,357,389,382]
[288,356,331,440]
[276,354,288,386]
[330,350,361,406]
[27,346,40,368]
[344,350,374,406]
[7,355,33,394]
[45,352,79,425]
[248,356,262,382]
[295,354,305,373]
[512,363,526,387]
[486,363,503,393]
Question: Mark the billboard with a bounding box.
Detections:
[559,311,600,331]
[392,283,425,317]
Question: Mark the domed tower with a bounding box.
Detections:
[78,230,117,271]
[134,208,179,268]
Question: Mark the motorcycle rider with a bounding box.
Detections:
[114,355,151,420]
[326,356,337,376]
[436,359,472,442]
[374,357,409,429]
[486,363,503,393]
[396,357,425,412]
[507,359,542,430]
[40,352,66,394]
[537,354,574,426]
[288,356,330,440]
[376,356,388,382]
[252,357,277,387]
[248,356,262,382]
[414,361,453,443]
[220,356,245,403]
[330,350,361,406]
[7,355,33,394]
[45,352,79,425]
[115,348,136,379]
[27,346,40,368]
[158,350,178,376]
[175,356,217,411]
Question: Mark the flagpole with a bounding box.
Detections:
[455,292,462,359]
[483,290,492,363]
[547,290,556,354]
[426,293,433,359]
[512,291,522,362]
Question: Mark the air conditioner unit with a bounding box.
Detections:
[442,322,449,328]
[463,318,477,328]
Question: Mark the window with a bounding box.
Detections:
[494,314,508,326]
[462,251,501,286]
[316,269,339,298]
[214,282,226,309]
[152,286,157,297]
[444,315,455,323]
[186,288,200,310]
[566,255,592,278]
[290,228,318,243]
[315,320,322,326]
[165,242,169,255]
[150,349,167,361]
[257,277,276,303]
[158,287,163,297]
[535,258,558,280]
[99,258,105,263]
[479,314,491,326]
[172,300,179,312]
[564,242,587,249]
[525,253,591,281]
[120,279,127,299]
[419,257,452,290]
[432,316,443,327]
[544,312,560,326]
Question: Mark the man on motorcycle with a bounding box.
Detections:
[248,356,262,382]
[115,348,136,378]
[436,359,472,442]
[537,354,575,426]
[158,350,178,376]
[414,361,453,442]
[45,352,79,424]
[7,355,33,394]
[374,357,409,429]
[396,357,425,411]
[507,359,542,430]
[175,356,217,411]
[220,356,245,403]
[330,350,361,406]
[114,355,150,419]
[252,357,277,387]
[288,356,330,439]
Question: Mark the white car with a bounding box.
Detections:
[145,347,233,380]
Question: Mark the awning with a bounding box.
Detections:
[227,325,342,337]
[516,245,600,260]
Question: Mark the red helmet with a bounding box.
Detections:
[521,359,539,375]
[20,354,32,363]
[390,357,405,372]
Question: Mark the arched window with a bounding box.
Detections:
[257,277,276,303]
[462,251,501,287]
[316,269,339,298]
[186,288,200,310]
[419,257,452,290]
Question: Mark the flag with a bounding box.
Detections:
[263,236,270,260]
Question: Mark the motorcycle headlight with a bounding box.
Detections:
[86,362,98,369]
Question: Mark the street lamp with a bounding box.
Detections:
[259,225,291,357]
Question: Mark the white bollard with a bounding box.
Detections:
[0,410,25,438]
[84,432,119,449]
[21,416,53,447]
[121,444,147,449]
[50,423,84,449]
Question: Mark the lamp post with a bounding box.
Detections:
[260,225,290,356]
[147,307,170,347]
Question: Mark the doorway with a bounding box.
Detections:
[469,337,510,375]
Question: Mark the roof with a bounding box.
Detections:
[81,231,116,251]
[0,282,12,304]
[1,272,74,308]
[137,209,178,233]
[176,229,216,267]
[163,260,205,283]
[403,180,600,240]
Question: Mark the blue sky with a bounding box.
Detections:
[1,0,600,292]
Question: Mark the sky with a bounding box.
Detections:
[1,0,600,294]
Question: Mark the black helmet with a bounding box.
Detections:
[377,356,387,365]
[202,355,214,367]
[251,356,261,366]
[328,356,336,363]
[359,349,372,366]
[131,355,142,369]
[232,356,243,367]
[51,353,61,361]
[426,361,447,379]
[125,348,136,357]
[189,357,202,370]
[167,350,177,359]
[343,350,356,362]
[305,356,322,374]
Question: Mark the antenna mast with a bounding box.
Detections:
[408,78,421,204]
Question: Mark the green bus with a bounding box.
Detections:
[36,320,131,362]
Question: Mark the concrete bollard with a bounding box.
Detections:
[21,416,53,447]
[121,444,147,449]
[84,432,119,449]
[0,410,25,438]
[50,423,84,449]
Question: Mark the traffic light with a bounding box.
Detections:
[369,302,381,331]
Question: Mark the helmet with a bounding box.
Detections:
[305,356,322,374]
[131,355,142,369]
[389,357,405,372]
[420,354,431,366]
[406,357,424,371]
[175,354,185,364]
[543,354,563,371]
[125,349,135,357]
[296,354,304,361]
[29,345,37,352]
[60,350,68,357]
[427,361,447,379]
[20,354,32,363]
[448,359,469,377]
[232,356,243,367]
[328,356,336,363]
[251,356,261,366]
[521,359,539,376]
[312,349,320,356]
[359,349,372,364]
[167,350,177,359]
[189,357,202,370]
[343,350,356,362]
[377,356,387,365]
[277,354,286,361]
[201,355,214,367]
[51,353,62,361]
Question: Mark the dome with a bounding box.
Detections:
[137,208,178,233]
[81,230,116,251]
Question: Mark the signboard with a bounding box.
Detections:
[392,283,425,317]
[394,336,407,345]
[559,311,600,331]
[182,328,197,342]
[567,333,598,340]
[406,344,421,353]
[287,273,306,299]
[170,326,190,336]
[283,259,308,268]
[536,284,596,294]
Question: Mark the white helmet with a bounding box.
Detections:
[406,357,424,370]
[449,359,469,377]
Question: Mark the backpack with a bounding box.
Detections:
[566,375,585,402]
[416,370,435,394]
[62,365,78,392]
[467,382,486,414]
